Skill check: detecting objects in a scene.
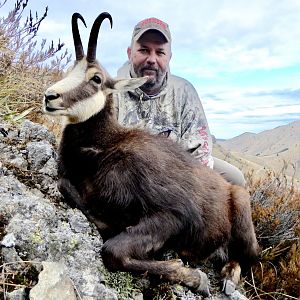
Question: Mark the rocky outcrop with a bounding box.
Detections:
[0,120,117,300]
[0,119,248,300]
[30,262,77,300]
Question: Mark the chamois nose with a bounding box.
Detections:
[44,92,60,103]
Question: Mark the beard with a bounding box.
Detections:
[132,63,167,93]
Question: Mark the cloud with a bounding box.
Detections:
[246,88,300,100]
[201,85,300,138]
[170,1,300,77]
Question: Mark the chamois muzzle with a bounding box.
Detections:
[87,12,113,63]
[72,13,87,61]
[44,92,60,102]
[44,91,64,112]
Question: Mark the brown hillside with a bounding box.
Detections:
[219,121,300,156]
[217,121,300,182]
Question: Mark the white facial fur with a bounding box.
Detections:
[47,59,88,94]
[66,91,106,123]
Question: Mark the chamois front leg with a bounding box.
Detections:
[58,178,111,235]
[101,214,210,296]
[58,177,82,208]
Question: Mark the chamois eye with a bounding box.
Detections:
[91,75,101,84]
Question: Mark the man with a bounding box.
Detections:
[115,17,245,187]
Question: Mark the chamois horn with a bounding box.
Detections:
[72,13,87,61]
[87,12,113,63]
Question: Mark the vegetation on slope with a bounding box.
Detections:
[245,170,300,299]
[0,0,70,123]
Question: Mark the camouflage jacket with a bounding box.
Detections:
[114,62,214,168]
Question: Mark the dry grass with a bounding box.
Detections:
[245,170,300,299]
[0,0,70,123]
[0,261,39,298]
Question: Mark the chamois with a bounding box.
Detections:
[43,12,259,296]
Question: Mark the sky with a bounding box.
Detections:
[2,0,300,139]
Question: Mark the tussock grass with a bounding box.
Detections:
[0,0,70,122]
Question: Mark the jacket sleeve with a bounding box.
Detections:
[179,81,214,168]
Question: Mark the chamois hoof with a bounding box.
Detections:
[222,278,236,295]
[173,258,184,267]
[195,269,210,297]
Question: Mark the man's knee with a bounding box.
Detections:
[213,157,246,187]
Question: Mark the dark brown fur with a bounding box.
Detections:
[57,94,259,294]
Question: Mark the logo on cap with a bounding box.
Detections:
[132,17,171,43]
[138,18,168,30]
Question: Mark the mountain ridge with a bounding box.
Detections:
[214,120,300,185]
[218,120,300,155]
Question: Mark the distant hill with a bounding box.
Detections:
[218,121,300,155]
[215,121,300,185]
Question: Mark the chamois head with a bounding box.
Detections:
[43,12,148,123]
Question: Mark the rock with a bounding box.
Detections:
[222,279,236,296]
[0,119,118,300]
[19,120,56,144]
[1,232,16,247]
[132,292,144,300]
[6,288,27,300]
[0,174,116,299]
[229,291,248,300]
[1,247,23,270]
[26,140,55,171]
[29,262,77,300]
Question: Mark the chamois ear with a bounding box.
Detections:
[112,76,149,92]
